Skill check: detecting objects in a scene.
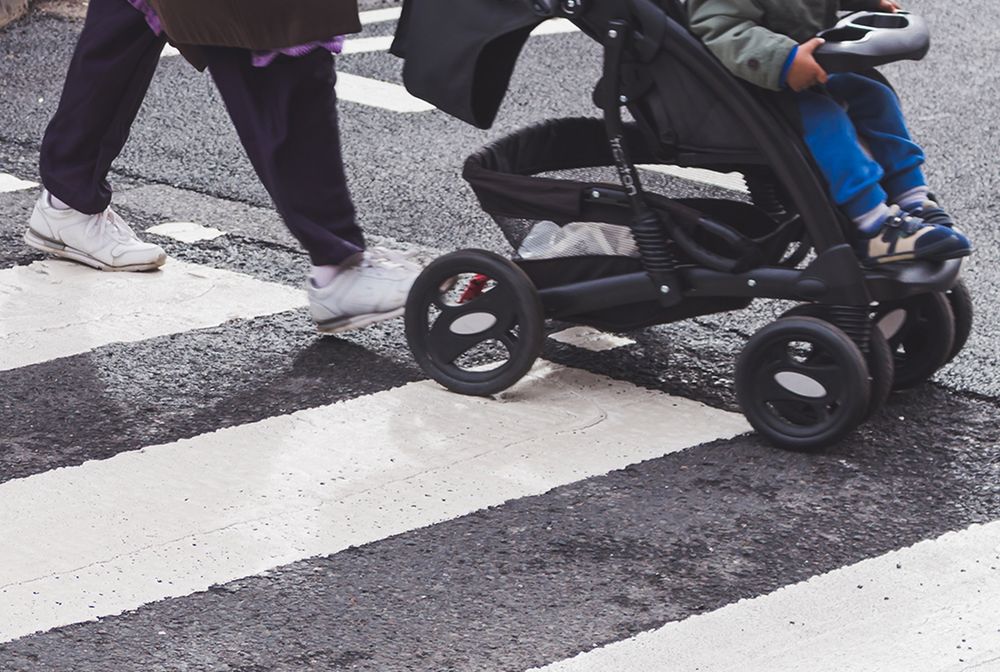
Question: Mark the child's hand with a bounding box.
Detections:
[787,38,829,92]
[878,0,901,11]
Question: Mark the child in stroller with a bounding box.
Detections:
[391,0,974,450]
[687,0,971,266]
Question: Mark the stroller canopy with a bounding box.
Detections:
[390,0,543,129]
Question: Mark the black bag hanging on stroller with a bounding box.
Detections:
[391,0,972,450]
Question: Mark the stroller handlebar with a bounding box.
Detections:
[814,11,930,73]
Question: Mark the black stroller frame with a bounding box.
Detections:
[402,0,972,450]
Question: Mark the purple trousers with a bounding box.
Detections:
[39,0,365,265]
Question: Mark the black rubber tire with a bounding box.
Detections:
[736,316,871,451]
[405,249,544,396]
[780,304,894,420]
[944,280,973,365]
[864,326,895,419]
[874,292,955,390]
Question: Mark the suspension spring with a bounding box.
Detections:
[631,213,679,277]
[827,305,873,354]
[745,173,790,222]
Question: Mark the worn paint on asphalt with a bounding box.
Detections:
[532,521,1000,672]
[0,259,305,370]
[0,362,749,642]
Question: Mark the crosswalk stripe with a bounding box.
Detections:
[0,362,750,643]
[531,521,1000,672]
[359,6,403,24]
[145,221,227,243]
[0,174,37,193]
[549,326,636,352]
[334,71,435,112]
[531,18,580,36]
[640,165,749,194]
[339,34,395,55]
[0,259,305,371]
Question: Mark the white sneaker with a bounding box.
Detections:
[24,190,167,271]
[369,245,422,272]
[308,249,421,334]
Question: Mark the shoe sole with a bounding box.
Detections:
[24,229,167,272]
[315,306,406,335]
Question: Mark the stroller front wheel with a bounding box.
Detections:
[404,249,544,396]
[736,317,871,451]
[780,303,894,420]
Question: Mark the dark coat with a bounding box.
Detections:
[391,0,541,129]
[149,0,362,69]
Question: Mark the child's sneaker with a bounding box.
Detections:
[904,199,973,253]
[856,206,970,266]
[308,249,420,334]
[25,190,166,271]
[904,198,955,228]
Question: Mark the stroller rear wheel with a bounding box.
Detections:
[873,292,955,390]
[780,304,894,420]
[736,317,871,451]
[405,249,544,396]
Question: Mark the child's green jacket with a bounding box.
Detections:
[687,0,884,90]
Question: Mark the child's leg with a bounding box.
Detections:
[39,0,166,214]
[797,90,889,233]
[202,47,365,267]
[797,90,967,265]
[824,73,928,209]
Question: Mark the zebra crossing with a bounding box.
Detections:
[3,0,1000,666]
[0,179,750,642]
[533,522,1000,672]
[1,170,998,669]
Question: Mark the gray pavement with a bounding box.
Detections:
[1,1,999,669]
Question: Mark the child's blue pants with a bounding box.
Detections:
[797,73,926,219]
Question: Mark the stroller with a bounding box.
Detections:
[389,0,973,450]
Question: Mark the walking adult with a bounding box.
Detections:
[26,0,418,334]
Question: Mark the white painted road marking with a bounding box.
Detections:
[146,221,227,243]
[0,362,750,643]
[339,34,396,55]
[335,71,436,112]
[640,165,749,194]
[531,521,1000,672]
[0,174,37,193]
[0,259,305,371]
[359,6,403,24]
[549,326,636,352]
[531,18,580,37]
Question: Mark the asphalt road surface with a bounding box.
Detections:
[1,1,999,670]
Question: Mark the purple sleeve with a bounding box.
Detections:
[126,0,164,35]
[251,36,346,68]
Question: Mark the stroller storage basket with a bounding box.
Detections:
[465,118,803,266]
[463,117,806,331]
